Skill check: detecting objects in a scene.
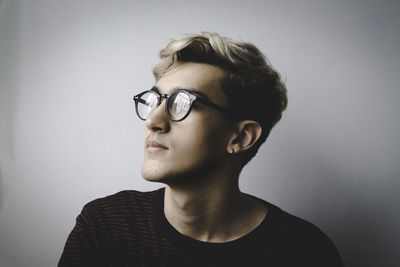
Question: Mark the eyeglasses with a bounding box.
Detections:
[133,88,230,122]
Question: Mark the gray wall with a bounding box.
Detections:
[1,0,399,266]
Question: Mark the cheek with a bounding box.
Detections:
[173,117,228,157]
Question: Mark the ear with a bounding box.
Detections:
[227,120,262,154]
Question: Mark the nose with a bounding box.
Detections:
[145,99,170,133]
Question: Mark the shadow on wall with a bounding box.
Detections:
[318,166,390,266]
[0,154,11,213]
[0,166,3,211]
[342,200,389,266]
[0,0,19,214]
[0,153,13,213]
[298,147,393,267]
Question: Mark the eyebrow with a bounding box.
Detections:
[151,86,212,101]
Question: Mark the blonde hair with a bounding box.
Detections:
[153,32,288,166]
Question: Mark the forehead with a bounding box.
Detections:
[154,62,227,104]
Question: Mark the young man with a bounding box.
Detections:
[59,32,343,266]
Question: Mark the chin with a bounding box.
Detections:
[141,161,175,183]
[141,161,191,186]
[141,148,225,184]
[142,165,164,182]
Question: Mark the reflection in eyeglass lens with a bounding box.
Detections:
[171,93,190,118]
[145,93,158,114]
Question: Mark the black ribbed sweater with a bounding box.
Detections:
[58,188,342,266]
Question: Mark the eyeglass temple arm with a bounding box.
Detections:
[196,97,230,113]
[134,96,151,106]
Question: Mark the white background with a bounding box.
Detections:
[1,0,399,266]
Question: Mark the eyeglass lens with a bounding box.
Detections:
[136,91,192,121]
[137,92,159,119]
[167,92,191,120]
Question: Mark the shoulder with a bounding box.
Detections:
[79,188,163,222]
[251,196,334,244]
[256,198,343,266]
[273,206,343,266]
[271,205,329,238]
[85,188,158,206]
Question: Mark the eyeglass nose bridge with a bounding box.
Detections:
[158,93,171,110]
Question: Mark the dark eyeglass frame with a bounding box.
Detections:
[133,89,230,122]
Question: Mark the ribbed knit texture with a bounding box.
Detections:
[58,188,342,266]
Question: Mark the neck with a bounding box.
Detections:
[163,166,267,243]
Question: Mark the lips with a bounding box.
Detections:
[146,139,169,152]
